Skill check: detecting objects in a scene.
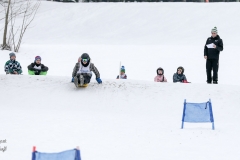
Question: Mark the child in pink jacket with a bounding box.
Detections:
[154,67,167,82]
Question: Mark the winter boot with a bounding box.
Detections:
[74,76,79,88]
[213,81,218,84]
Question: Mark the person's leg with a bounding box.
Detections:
[206,59,213,83]
[212,59,219,83]
[82,73,92,84]
[74,74,80,87]
[79,74,84,86]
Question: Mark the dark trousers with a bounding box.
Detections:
[206,59,219,83]
[77,73,92,84]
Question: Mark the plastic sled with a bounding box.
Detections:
[78,84,88,87]
[28,70,47,75]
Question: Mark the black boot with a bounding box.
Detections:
[207,80,212,84]
[213,81,218,84]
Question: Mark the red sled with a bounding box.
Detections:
[183,80,191,83]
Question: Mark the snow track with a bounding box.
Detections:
[1,75,240,159]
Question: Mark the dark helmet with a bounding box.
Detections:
[177,66,184,74]
[156,67,164,75]
[81,53,90,60]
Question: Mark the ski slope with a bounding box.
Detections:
[0,1,240,160]
[1,75,240,160]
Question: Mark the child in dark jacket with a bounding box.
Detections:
[28,56,49,75]
[173,66,188,83]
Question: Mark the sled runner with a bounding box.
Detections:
[78,84,88,87]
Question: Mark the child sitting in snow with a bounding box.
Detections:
[28,56,49,75]
[154,67,167,82]
[4,53,22,75]
[117,66,127,79]
[173,66,188,83]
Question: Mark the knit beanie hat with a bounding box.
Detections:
[121,66,125,73]
[9,52,16,58]
[211,27,218,34]
[35,56,41,62]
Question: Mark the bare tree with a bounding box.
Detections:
[1,0,41,52]
[0,0,11,50]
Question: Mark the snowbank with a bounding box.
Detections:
[0,75,240,159]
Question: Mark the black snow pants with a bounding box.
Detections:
[77,73,92,84]
[206,59,219,83]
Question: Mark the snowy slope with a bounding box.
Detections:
[1,2,240,84]
[20,2,240,46]
[0,2,240,160]
[1,75,240,160]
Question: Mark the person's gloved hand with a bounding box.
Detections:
[96,78,102,84]
[71,77,74,82]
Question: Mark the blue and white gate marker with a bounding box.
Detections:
[32,146,81,160]
[181,99,215,130]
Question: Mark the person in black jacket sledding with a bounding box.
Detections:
[28,56,49,75]
[204,27,223,84]
[173,66,188,83]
